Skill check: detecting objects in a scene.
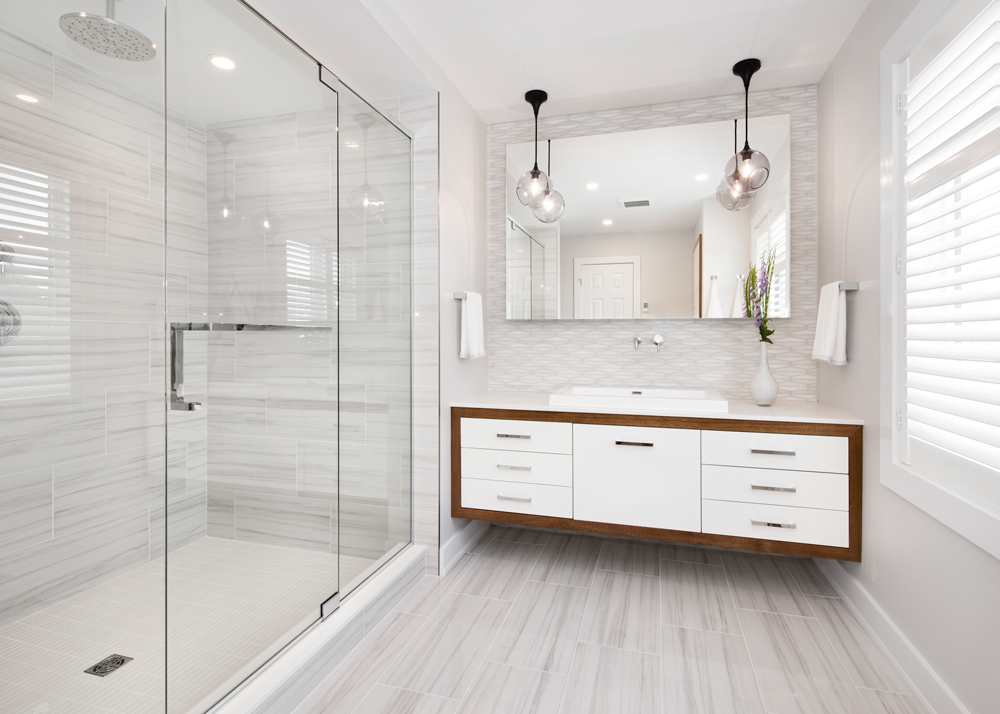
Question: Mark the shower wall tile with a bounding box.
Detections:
[297,440,338,500]
[340,443,402,506]
[208,488,235,539]
[0,27,54,100]
[207,114,298,162]
[234,492,332,552]
[69,252,164,322]
[339,323,411,386]
[208,332,236,380]
[71,322,155,389]
[208,434,297,495]
[152,489,208,560]
[340,384,368,443]
[207,266,290,324]
[0,391,106,475]
[108,190,163,261]
[265,381,338,440]
[0,467,53,558]
[208,379,266,437]
[296,107,339,151]
[187,437,208,489]
[234,148,332,213]
[6,176,109,254]
[208,212,267,270]
[262,206,338,268]
[188,267,208,322]
[167,264,190,319]
[0,509,149,628]
[234,329,332,382]
[168,205,210,270]
[343,262,403,322]
[364,385,411,447]
[53,446,163,536]
[106,384,165,453]
[168,439,188,495]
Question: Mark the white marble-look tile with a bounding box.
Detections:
[0,467,52,558]
[339,322,411,387]
[661,560,741,635]
[365,384,411,447]
[340,383,368,444]
[295,107,339,151]
[151,489,207,558]
[721,552,814,617]
[738,607,869,714]
[784,557,839,597]
[262,205,338,268]
[659,544,725,565]
[486,580,589,675]
[340,443,402,506]
[456,662,566,714]
[208,211,267,270]
[468,525,501,554]
[412,447,440,513]
[858,688,927,714]
[453,539,544,601]
[0,173,108,254]
[598,539,659,577]
[342,261,403,323]
[53,447,163,536]
[234,148,332,213]
[167,204,209,271]
[69,321,149,389]
[207,488,234,538]
[68,251,164,322]
[208,380,266,436]
[297,439,338,500]
[661,624,765,714]
[265,381,338,440]
[340,500,403,560]
[380,593,511,699]
[491,527,551,546]
[107,189,163,261]
[208,115,298,162]
[208,331,236,380]
[807,596,910,693]
[233,491,331,552]
[235,329,332,382]
[560,642,661,714]
[395,554,478,617]
[354,685,459,714]
[529,534,602,589]
[0,391,106,475]
[579,569,660,654]
[0,27,54,100]
[186,437,208,489]
[207,434,297,495]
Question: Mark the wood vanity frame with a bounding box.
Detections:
[451,407,863,562]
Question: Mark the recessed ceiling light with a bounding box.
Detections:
[344,141,359,148]
[695,173,709,181]
[602,219,612,225]
[16,94,38,103]
[586,183,598,190]
[209,55,237,70]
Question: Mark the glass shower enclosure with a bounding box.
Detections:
[0,1,412,712]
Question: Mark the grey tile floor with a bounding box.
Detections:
[300,526,928,714]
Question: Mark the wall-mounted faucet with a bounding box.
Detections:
[633,336,642,350]
[653,334,664,352]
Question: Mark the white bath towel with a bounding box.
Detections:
[460,291,486,359]
[705,277,723,318]
[732,275,746,318]
[812,282,848,365]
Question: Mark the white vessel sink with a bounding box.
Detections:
[549,386,729,413]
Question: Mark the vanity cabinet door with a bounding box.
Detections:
[573,424,701,532]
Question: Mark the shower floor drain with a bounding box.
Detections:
[84,654,133,677]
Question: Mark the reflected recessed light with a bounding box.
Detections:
[586,183,598,190]
[695,173,709,181]
[208,55,237,70]
[344,141,359,148]
[16,94,38,103]
[602,219,612,225]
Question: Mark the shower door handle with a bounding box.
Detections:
[169,322,332,411]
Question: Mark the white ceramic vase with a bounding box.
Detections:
[750,341,778,406]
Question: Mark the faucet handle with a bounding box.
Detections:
[653,334,664,352]
[633,336,643,350]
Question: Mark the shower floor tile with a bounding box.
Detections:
[0,537,375,714]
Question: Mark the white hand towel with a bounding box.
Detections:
[706,277,723,318]
[732,275,746,318]
[812,282,847,365]
[460,291,486,359]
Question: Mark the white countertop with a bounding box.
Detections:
[450,391,863,425]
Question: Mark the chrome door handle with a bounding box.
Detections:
[751,518,796,529]
[497,433,531,439]
[750,449,796,456]
[750,483,797,493]
[497,494,532,503]
[616,441,654,447]
[497,464,532,471]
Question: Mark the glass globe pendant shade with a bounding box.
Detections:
[532,187,565,223]
[348,183,385,220]
[716,176,755,211]
[516,166,550,208]
[724,146,770,191]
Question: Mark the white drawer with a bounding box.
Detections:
[461,477,573,518]
[702,499,849,548]
[461,448,572,487]
[702,430,849,474]
[702,465,849,511]
[461,418,573,454]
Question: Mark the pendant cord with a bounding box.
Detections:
[743,86,750,151]
[734,119,737,154]
[533,107,539,170]
[547,139,551,175]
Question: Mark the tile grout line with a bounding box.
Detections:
[723,553,770,714]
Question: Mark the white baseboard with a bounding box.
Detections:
[440,520,490,576]
[815,559,969,714]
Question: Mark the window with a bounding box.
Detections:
[896,0,1000,514]
[752,193,789,316]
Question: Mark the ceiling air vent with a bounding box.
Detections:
[617,198,651,209]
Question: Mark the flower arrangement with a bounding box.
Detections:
[744,249,777,344]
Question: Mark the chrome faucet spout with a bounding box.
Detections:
[633,336,642,350]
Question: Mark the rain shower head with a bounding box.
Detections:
[60,1,156,62]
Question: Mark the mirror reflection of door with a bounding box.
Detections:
[574,256,641,319]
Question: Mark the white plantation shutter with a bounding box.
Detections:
[899,0,1000,512]
[752,195,789,316]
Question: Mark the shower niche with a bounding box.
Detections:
[0,1,413,712]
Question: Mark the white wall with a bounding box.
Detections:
[700,198,751,317]
[818,1,1000,711]
[559,230,695,318]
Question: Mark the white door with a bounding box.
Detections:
[577,262,634,319]
[573,424,701,532]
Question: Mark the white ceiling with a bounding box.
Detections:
[507,115,790,235]
[382,0,871,123]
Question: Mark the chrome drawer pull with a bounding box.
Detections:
[616,440,654,447]
[751,518,797,529]
[497,464,532,471]
[497,433,531,439]
[497,494,532,503]
[750,448,796,456]
[750,483,797,493]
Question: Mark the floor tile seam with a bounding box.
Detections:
[574,634,662,657]
[372,681,463,703]
[481,654,571,678]
[393,552,482,618]
[659,621,751,638]
[727,570,770,714]
[658,555,724,566]
[857,685,924,698]
[595,566,659,579]
[733,606,819,620]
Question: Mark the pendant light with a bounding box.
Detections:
[348,112,386,220]
[717,119,755,211]
[515,90,551,209]
[724,58,770,192]
[533,139,566,223]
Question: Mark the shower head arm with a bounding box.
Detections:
[107,0,115,19]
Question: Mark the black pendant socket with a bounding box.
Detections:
[525,89,548,117]
[732,58,761,92]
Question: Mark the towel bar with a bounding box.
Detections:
[453,292,467,299]
[839,282,859,292]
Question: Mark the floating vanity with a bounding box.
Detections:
[452,392,863,561]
